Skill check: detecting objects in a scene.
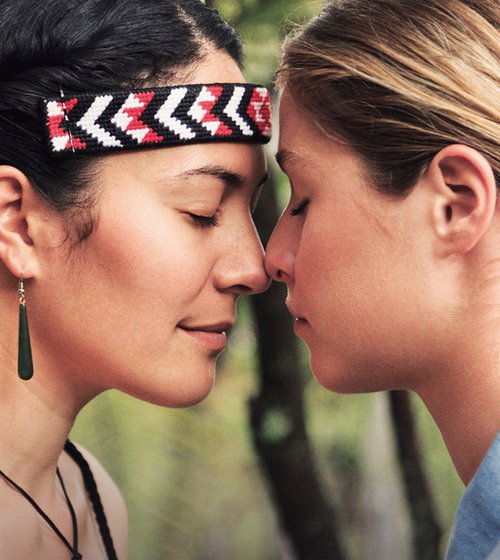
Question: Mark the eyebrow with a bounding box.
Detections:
[275,149,300,171]
[177,165,268,189]
[177,165,244,188]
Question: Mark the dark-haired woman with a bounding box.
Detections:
[0,0,271,558]
[266,0,499,557]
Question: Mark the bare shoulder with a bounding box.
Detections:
[72,442,129,560]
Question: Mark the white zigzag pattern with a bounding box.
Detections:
[46,100,71,152]
[253,87,271,134]
[224,86,252,136]
[252,87,272,136]
[111,93,149,143]
[155,88,195,140]
[188,86,220,135]
[77,95,122,147]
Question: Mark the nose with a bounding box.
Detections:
[265,217,295,284]
[215,219,271,295]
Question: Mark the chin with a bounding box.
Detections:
[310,353,384,395]
[121,363,217,408]
[135,382,215,408]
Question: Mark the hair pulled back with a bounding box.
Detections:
[0,0,242,220]
[278,0,499,195]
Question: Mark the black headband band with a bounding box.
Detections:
[43,83,272,157]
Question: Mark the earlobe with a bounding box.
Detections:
[0,166,36,277]
[428,145,497,257]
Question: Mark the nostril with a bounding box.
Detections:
[265,250,294,283]
[233,284,253,294]
[232,272,271,295]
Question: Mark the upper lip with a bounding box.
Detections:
[286,301,306,321]
[178,321,234,334]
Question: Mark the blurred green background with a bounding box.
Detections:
[71,1,464,558]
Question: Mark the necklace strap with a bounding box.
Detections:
[64,440,118,560]
[56,468,82,559]
[0,466,80,558]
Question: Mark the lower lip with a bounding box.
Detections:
[180,328,227,353]
[293,318,309,334]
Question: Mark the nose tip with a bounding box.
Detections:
[265,247,294,283]
[238,252,271,295]
[250,263,272,294]
[216,232,271,295]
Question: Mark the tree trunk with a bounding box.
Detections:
[249,172,347,560]
[388,390,443,560]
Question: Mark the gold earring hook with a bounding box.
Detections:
[19,268,25,306]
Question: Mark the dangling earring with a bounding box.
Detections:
[18,271,34,380]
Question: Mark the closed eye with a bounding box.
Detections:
[290,199,309,216]
[188,213,220,228]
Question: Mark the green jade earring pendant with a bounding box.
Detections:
[18,275,34,380]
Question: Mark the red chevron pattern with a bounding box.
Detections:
[43,83,272,157]
[197,86,232,136]
[247,87,272,137]
[47,98,87,152]
[114,92,164,144]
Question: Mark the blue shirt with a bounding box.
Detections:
[446,431,500,559]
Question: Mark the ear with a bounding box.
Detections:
[426,145,497,257]
[0,166,39,278]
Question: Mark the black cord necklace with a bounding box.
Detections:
[0,466,82,559]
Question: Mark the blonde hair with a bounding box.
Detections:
[277,0,500,194]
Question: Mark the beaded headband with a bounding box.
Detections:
[42,83,272,157]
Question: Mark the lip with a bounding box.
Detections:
[285,301,306,322]
[293,317,309,335]
[285,300,309,334]
[178,321,233,353]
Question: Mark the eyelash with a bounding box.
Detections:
[290,199,309,216]
[189,213,220,229]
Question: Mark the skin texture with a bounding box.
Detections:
[0,49,269,559]
[266,91,500,484]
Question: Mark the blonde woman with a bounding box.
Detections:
[265,0,499,557]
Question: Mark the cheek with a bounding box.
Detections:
[295,213,401,343]
[29,209,219,402]
[295,212,363,304]
[34,205,215,361]
[91,205,212,309]
[295,223,436,389]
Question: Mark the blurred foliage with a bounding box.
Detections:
[209,0,323,85]
[71,1,464,558]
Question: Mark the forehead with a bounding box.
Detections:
[277,91,329,172]
[96,140,267,187]
[276,90,369,199]
[278,91,303,141]
[277,91,325,159]
[277,91,370,187]
[182,49,245,85]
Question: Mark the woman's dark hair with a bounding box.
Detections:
[0,0,242,231]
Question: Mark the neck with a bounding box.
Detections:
[418,368,500,484]
[416,238,500,483]
[0,273,85,499]
[417,262,500,484]
[0,373,78,498]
